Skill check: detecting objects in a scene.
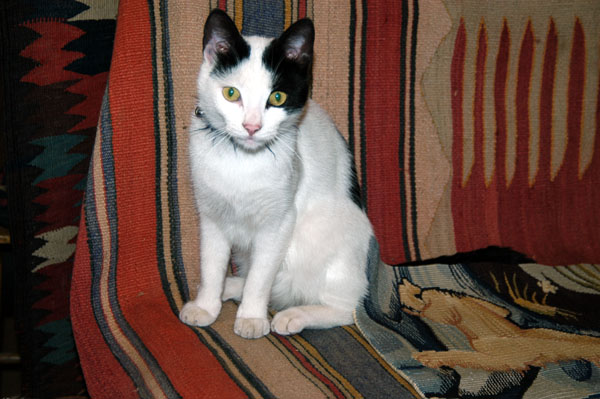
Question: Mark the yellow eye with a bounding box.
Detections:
[268,91,287,106]
[222,87,241,102]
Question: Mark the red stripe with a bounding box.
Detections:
[523,18,563,261]
[275,335,345,398]
[558,18,596,260]
[514,20,534,186]
[564,18,585,178]
[363,1,405,263]
[538,19,557,182]
[450,19,469,250]
[71,207,139,398]
[497,20,534,255]
[298,0,307,19]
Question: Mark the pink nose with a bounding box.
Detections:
[243,123,261,136]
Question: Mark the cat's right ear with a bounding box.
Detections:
[202,9,246,65]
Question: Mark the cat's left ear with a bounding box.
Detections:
[279,18,314,65]
[202,9,247,65]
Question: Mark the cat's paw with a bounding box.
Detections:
[271,308,307,335]
[234,317,270,339]
[179,302,218,327]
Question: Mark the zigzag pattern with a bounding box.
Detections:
[37,319,77,365]
[29,136,87,185]
[19,21,85,86]
[8,2,116,395]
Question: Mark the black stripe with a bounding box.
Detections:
[398,0,412,261]
[359,0,368,212]
[409,0,421,260]
[347,1,357,157]
[160,0,190,304]
[346,0,365,209]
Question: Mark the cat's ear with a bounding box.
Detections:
[279,18,314,65]
[203,9,246,65]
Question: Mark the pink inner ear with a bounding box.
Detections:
[216,41,230,54]
[285,49,300,60]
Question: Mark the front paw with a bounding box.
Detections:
[179,302,218,327]
[234,317,270,339]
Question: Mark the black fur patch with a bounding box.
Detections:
[262,20,314,111]
[203,10,250,77]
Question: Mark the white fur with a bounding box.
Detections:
[179,35,373,339]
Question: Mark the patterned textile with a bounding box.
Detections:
[357,260,600,398]
[350,0,600,266]
[69,0,600,398]
[69,1,416,397]
[1,0,117,397]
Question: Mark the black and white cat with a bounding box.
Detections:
[179,9,374,339]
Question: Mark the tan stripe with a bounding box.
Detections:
[92,127,167,399]
[193,322,264,396]
[212,303,331,398]
[417,0,453,259]
[168,2,206,296]
[151,0,184,312]
[352,0,364,186]
[311,1,350,141]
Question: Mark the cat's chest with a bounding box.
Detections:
[192,146,296,222]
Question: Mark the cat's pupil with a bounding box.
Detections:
[228,88,235,97]
[274,92,281,102]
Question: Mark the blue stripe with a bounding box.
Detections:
[242,1,285,36]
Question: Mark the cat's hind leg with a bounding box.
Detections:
[222,276,244,301]
[271,305,354,335]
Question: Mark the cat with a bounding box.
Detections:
[179,9,374,339]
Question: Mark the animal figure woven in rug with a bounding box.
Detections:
[399,279,600,372]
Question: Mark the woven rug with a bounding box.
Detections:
[68,0,600,398]
[357,260,600,398]
[1,1,117,396]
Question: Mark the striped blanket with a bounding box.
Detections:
[70,1,418,397]
[70,0,600,398]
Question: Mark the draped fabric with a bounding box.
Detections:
[68,0,600,398]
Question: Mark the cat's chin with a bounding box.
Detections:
[233,136,270,152]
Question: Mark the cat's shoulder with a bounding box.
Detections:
[301,99,336,129]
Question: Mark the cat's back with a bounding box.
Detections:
[295,100,354,202]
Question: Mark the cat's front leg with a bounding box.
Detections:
[234,213,295,339]
[180,217,230,327]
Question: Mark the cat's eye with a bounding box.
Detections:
[222,87,241,102]
[268,91,287,107]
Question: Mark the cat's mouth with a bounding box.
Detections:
[231,133,274,152]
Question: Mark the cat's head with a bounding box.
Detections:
[194,9,314,152]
